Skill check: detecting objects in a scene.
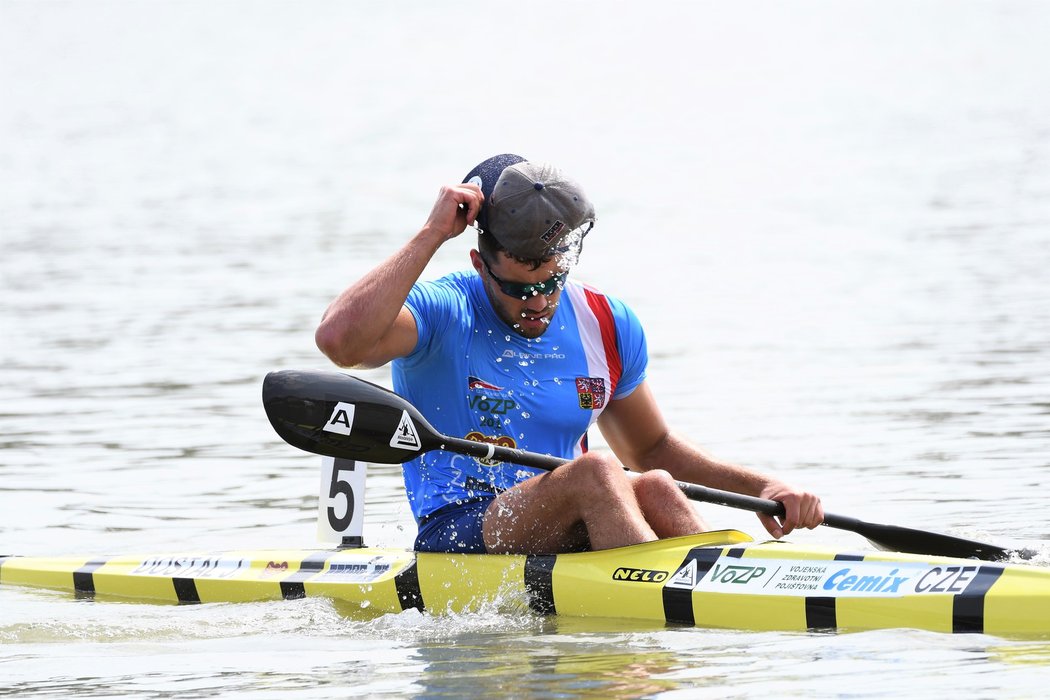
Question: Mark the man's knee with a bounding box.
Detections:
[632,469,681,500]
[563,452,632,494]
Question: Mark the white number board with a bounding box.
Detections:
[317,456,367,544]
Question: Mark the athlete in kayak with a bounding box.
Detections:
[315,154,823,554]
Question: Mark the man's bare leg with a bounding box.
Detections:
[482,452,658,554]
[631,469,708,538]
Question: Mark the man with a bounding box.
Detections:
[315,154,823,554]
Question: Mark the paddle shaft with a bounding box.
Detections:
[454,435,1017,559]
[453,435,787,516]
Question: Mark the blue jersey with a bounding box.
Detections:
[392,271,648,521]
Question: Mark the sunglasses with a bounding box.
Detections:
[481,257,568,299]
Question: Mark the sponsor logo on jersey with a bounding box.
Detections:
[575,377,607,409]
[465,432,517,449]
[468,392,518,431]
[468,375,504,391]
[464,475,506,495]
[465,431,517,466]
[502,348,567,360]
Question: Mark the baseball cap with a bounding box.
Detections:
[463,154,596,260]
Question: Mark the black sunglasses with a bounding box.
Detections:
[480,257,568,299]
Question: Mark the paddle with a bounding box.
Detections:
[262,368,1025,562]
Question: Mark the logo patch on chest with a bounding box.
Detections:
[465,431,517,466]
[575,377,607,410]
[468,375,504,391]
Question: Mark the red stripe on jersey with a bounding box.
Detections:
[583,287,622,396]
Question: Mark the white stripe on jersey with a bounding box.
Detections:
[564,283,612,458]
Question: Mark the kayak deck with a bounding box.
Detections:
[3,530,1049,636]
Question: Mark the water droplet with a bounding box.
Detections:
[521,412,531,419]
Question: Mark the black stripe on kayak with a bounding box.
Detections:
[173,578,200,604]
[73,559,108,599]
[726,547,746,558]
[394,562,424,612]
[281,551,336,600]
[805,597,837,630]
[662,547,722,626]
[953,565,1003,634]
[525,555,557,615]
[804,556,860,628]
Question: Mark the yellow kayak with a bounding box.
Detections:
[4,529,1049,637]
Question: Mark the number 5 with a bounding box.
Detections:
[327,462,355,531]
[317,457,367,545]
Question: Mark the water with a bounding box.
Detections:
[2,0,1050,696]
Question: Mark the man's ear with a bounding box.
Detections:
[469,249,485,275]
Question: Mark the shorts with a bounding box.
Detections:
[414,498,494,553]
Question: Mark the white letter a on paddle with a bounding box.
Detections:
[323,402,356,436]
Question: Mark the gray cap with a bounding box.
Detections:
[463,155,595,259]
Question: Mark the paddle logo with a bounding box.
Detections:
[390,410,421,451]
[323,402,356,436]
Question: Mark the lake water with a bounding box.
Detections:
[2,1,1050,696]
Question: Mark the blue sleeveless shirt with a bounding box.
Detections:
[392,271,648,521]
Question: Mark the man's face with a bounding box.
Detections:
[471,250,570,339]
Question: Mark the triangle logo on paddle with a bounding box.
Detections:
[390,410,422,451]
[665,558,698,590]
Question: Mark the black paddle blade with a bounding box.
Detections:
[825,514,1022,562]
[262,369,441,464]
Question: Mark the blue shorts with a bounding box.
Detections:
[414,498,494,553]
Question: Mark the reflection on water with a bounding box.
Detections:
[3,0,1050,696]
[413,642,680,698]
[990,641,1050,668]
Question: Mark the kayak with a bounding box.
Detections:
[4,529,1049,636]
